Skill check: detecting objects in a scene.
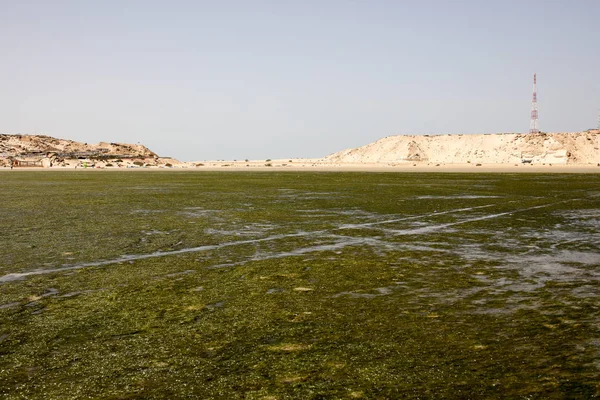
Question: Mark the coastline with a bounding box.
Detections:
[2,162,600,173]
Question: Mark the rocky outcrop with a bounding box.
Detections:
[0,134,169,168]
[325,131,600,165]
[0,134,157,158]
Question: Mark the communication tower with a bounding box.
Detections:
[529,73,539,134]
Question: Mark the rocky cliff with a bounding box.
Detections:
[0,134,157,158]
[325,131,600,165]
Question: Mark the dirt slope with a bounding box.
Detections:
[325,131,600,165]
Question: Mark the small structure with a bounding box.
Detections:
[13,157,53,168]
[13,159,43,167]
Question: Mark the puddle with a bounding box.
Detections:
[165,270,195,278]
[0,302,20,310]
[60,289,104,298]
[459,246,600,282]
[142,229,172,236]
[569,285,600,299]
[42,288,59,297]
[332,286,397,299]
[523,226,600,248]
[205,223,278,237]
[130,209,164,215]
[129,186,173,191]
[558,209,600,230]
[206,301,225,311]
[416,195,502,199]
[278,190,339,200]
[179,207,221,218]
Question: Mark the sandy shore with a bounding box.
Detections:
[2,162,600,173]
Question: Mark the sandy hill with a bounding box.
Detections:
[0,134,157,158]
[325,131,600,165]
[0,134,181,168]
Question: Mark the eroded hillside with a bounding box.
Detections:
[0,134,157,158]
[325,131,600,165]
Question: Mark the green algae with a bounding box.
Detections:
[0,171,599,399]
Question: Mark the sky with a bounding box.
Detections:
[1,0,599,161]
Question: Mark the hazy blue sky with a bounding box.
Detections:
[1,0,598,160]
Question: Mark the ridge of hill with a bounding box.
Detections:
[0,134,181,168]
[325,131,600,165]
[0,134,157,158]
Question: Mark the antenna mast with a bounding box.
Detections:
[529,73,539,133]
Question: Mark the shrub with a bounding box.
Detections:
[105,163,113,167]
[165,163,172,167]
[266,159,272,162]
[90,155,111,161]
[265,163,272,167]
[133,161,144,166]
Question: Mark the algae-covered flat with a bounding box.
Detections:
[0,171,599,399]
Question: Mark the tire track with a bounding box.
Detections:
[0,201,562,283]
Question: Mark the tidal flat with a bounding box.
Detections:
[0,171,599,399]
